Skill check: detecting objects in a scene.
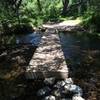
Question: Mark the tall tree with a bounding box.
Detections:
[37,0,42,12]
[62,0,69,15]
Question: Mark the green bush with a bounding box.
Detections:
[91,14,100,32]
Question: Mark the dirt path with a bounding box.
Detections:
[42,19,82,31]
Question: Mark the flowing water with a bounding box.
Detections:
[59,32,100,100]
[59,32,100,63]
[16,32,42,46]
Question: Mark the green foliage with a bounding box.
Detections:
[12,0,62,27]
[0,35,16,44]
[0,0,100,34]
[81,0,100,33]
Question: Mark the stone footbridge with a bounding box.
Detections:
[25,29,68,79]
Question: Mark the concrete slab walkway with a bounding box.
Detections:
[25,30,68,79]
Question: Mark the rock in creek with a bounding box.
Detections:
[44,77,56,86]
[43,95,56,100]
[54,81,65,89]
[52,88,62,97]
[64,85,83,96]
[72,95,85,100]
[54,78,73,89]
[37,77,84,100]
[64,78,73,84]
[37,86,51,97]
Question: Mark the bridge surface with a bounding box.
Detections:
[25,30,68,79]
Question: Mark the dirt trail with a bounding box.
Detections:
[43,19,82,29]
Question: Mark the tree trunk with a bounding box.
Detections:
[37,0,42,12]
[15,0,23,25]
[78,0,82,15]
[62,0,69,15]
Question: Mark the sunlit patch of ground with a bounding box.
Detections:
[43,18,82,28]
[58,18,82,26]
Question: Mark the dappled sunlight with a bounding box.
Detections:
[26,32,68,79]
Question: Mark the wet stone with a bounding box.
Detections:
[70,85,83,96]
[44,77,56,86]
[43,95,56,100]
[63,85,71,92]
[36,78,84,100]
[54,81,65,89]
[37,86,51,97]
[52,89,62,97]
[64,78,73,84]
[64,85,83,96]
[72,95,85,100]
[53,78,73,89]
